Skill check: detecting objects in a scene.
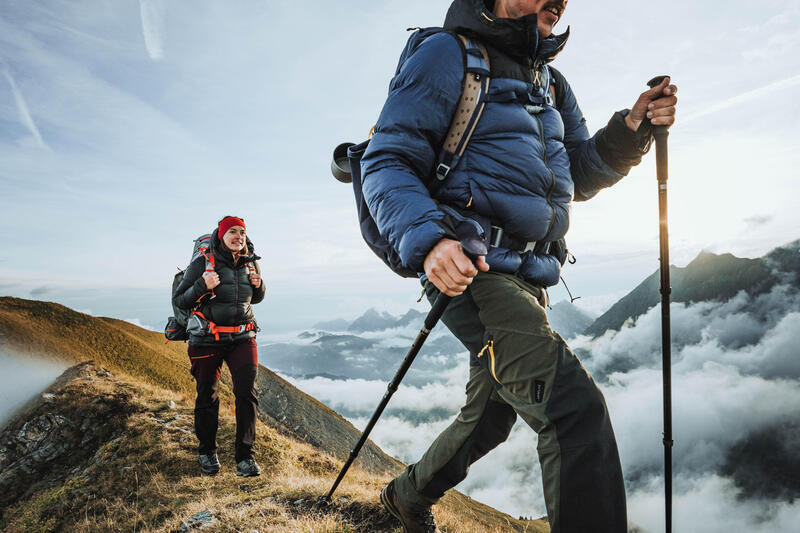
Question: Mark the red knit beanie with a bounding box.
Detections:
[218,216,246,239]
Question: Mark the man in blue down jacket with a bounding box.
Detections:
[362,1,678,532]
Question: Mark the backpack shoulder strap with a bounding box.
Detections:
[192,235,214,269]
[548,65,566,110]
[435,34,491,182]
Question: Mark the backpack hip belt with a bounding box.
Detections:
[192,311,256,342]
[489,225,539,253]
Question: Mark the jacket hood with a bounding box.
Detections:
[443,0,569,64]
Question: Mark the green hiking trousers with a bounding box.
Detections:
[393,271,627,533]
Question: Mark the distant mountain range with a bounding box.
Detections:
[261,327,463,385]
[264,241,800,386]
[584,240,800,337]
[265,301,595,385]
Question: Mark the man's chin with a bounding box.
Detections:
[538,24,556,38]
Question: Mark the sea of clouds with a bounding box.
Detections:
[0,349,69,429]
[283,282,800,532]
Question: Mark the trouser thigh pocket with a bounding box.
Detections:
[479,328,559,407]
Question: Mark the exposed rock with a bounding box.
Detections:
[176,510,218,531]
[0,362,137,510]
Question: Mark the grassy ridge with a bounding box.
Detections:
[1,364,548,532]
[0,297,551,532]
[0,297,194,395]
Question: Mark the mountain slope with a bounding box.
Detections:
[0,297,397,474]
[0,297,548,532]
[584,240,799,337]
[546,301,595,339]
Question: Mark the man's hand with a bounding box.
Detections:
[625,76,678,131]
[424,239,490,297]
[249,272,262,288]
[202,271,220,290]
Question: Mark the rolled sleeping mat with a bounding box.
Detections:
[331,142,355,183]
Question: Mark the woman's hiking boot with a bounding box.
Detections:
[198,453,220,475]
[380,480,440,533]
[236,458,261,477]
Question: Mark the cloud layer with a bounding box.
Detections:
[287,283,800,530]
[0,350,68,429]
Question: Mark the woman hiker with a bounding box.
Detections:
[173,216,266,476]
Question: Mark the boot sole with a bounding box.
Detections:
[380,486,409,533]
[236,470,261,477]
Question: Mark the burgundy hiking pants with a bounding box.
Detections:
[188,338,259,462]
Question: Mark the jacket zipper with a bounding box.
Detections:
[234,266,240,328]
[533,112,557,239]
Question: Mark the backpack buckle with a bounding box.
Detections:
[436,163,451,181]
[490,226,504,248]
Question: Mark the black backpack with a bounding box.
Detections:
[331,28,492,278]
[164,234,215,341]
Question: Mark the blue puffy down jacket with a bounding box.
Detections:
[361,0,651,287]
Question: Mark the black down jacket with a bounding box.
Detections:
[173,231,266,346]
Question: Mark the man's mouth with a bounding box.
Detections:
[541,3,563,23]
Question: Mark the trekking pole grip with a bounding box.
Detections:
[647,75,671,154]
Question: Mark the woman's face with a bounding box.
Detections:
[222,225,246,253]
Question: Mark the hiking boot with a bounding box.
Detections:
[380,480,440,533]
[198,453,220,475]
[236,458,261,477]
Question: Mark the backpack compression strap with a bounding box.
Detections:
[436,35,491,182]
[197,237,216,298]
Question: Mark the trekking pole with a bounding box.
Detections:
[647,75,673,533]
[325,292,452,500]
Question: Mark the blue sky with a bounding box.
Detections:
[1,1,798,330]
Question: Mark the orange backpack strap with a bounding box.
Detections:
[198,246,216,298]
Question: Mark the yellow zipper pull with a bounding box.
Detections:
[466,196,473,208]
[487,340,501,384]
[477,339,493,358]
[477,339,501,384]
